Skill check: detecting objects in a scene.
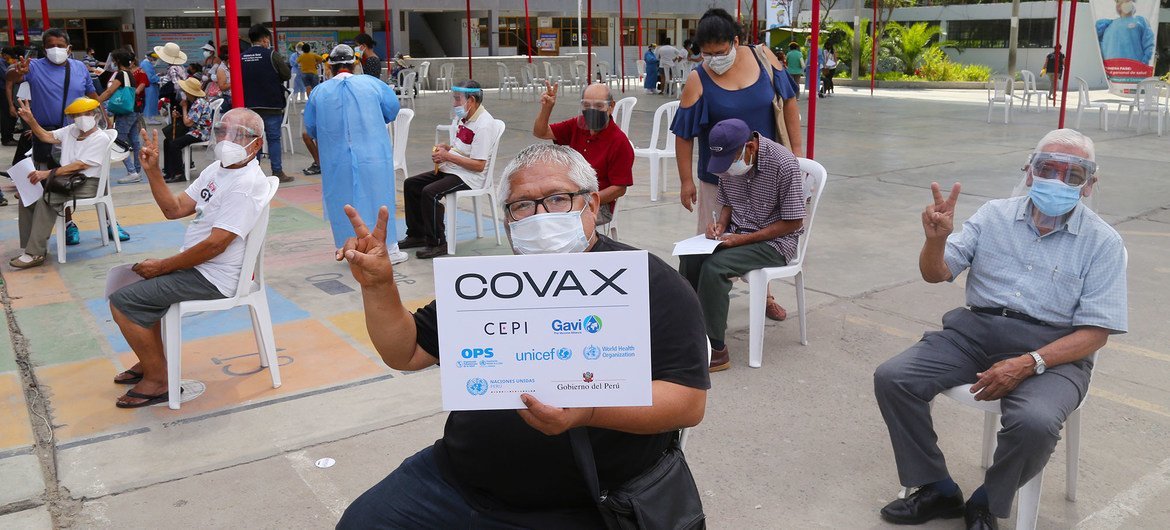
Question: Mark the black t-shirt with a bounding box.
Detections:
[412,235,710,516]
[1045,52,1064,74]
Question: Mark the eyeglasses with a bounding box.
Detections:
[580,99,610,111]
[505,190,589,221]
[1028,152,1096,187]
[212,123,260,141]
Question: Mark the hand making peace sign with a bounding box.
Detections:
[922,182,961,240]
[540,80,558,108]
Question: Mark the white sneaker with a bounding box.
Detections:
[117,172,141,184]
[389,250,409,265]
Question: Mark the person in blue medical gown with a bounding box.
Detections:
[140,52,161,123]
[304,44,407,263]
[1096,0,1155,65]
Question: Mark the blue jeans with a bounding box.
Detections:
[337,446,531,529]
[260,112,283,173]
[113,113,142,174]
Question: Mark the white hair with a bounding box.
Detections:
[496,144,599,207]
[1034,128,1094,161]
[220,107,266,141]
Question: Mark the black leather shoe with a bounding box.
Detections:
[416,243,448,259]
[964,503,998,530]
[398,236,428,250]
[880,485,965,525]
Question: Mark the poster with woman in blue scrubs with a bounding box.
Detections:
[1093,0,1159,95]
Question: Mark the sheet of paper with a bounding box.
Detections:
[672,233,723,256]
[8,157,42,207]
[105,264,146,299]
[434,251,652,411]
[15,82,29,101]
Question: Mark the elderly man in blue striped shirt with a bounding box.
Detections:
[874,129,1128,530]
[678,118,806,373]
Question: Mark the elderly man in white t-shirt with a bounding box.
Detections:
[400,80,496,259]
[107,108,272,408]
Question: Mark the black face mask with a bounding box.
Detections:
[582,108,609,131]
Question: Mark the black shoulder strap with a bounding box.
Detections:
[59,60,71,126]
[568,428,604,504]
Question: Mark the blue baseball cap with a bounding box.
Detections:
[707,119,752,174]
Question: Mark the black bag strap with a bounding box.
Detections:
[568,428,605,504]
[58,59,71,127]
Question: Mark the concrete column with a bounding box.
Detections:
[488,9,498,56]
[393,8,405,55]
[133,5,147,60]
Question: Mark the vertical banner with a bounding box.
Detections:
[767,0,793,30]
[1091,0,1158,95]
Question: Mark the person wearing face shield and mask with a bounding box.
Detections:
[304,45,405,263]
[874,129,1127,530]
[400,80,496,259]
[533,81,634,227]
[104,109,274,408]
[677,119,805,372]
[11,97,112,269]
[334,144,709,528]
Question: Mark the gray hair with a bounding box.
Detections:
[496,144,599,208]
[582,82,614,104]
[1034,128,1094,161]
[219,107,266,142]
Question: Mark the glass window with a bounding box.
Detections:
[499,17,538,50]
[552,17,608,48]
[947,18,1054,49]
[622,18,673,47]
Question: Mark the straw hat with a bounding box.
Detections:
[178,77,206,98]
[153,42,188,65]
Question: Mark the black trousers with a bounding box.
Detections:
[0,89,14,141]
[163,134,203,178]
[403,170,470,246]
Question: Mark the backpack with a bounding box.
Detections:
[108,71,136,115]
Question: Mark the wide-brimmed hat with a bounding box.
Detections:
[154,42,188,65]
[178,77,206,98]
[64,97,100,115]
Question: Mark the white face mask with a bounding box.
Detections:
[46,47,70,65]
[508,208,591,255]
[74,115,96,131]
[724,145,752,177]
[704,45,737,75]
[214,138,257,167]
[1119,1,1135,15]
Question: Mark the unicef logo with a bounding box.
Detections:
[466,377,488,396]
[583,345,601,360]
[557,347,572,360]
[583,315,602,334]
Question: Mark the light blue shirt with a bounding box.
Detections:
[944,196,1127,333]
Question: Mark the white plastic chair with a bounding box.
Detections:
[521,63,545,102]
[632,100,679,202]
[573,60,589,91]
[744,157,827,367]
[612,96,637,138]
[1015,70,1047,112]
[444,119,506,255]
[436,63,455,91]
[435,117,458,146]
[497,62,518,99]
[1074,77,1110,131]
[55,129,119,263]
[987,75,1014,124]
[390,108,414,180]
[1117,78,1168,135]
[280,96,295,154]
[397,71,417,108]
[416,61,431,93]
[636,59,646,82]
[205,98,225,150]
[161,176,282,410]
[665,64,686,98]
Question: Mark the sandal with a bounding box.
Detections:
[113,369,144,385]
[765,295,788,322]
[115,389,172,408]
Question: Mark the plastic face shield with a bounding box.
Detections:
[212,122,262,146]
[451,86,482,106]
[1027,152,1096,188]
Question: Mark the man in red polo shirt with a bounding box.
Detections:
[533,81,634,225]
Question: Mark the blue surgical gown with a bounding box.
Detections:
[1096,16,1154,64]
[304,73,401,248]
[140,58,160,118]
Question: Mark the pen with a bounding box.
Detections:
[711,211,718,226]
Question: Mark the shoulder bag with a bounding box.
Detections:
[569,428,706,530]
[750,45,793,151]
[42,167,88,216]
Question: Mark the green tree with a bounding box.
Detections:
[885,22,944,75]
[828,20,874,75]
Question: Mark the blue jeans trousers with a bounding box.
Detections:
[260,112,283,173]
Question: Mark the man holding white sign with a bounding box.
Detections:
[335,145,709,528]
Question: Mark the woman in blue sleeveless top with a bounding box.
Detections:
[670,8,802,349]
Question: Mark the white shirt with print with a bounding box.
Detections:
[182,159,270,296]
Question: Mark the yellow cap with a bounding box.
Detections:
[64,97,100,114]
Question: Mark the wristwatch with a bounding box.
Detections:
[1028,352,1046,375]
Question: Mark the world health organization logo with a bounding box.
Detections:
[466,377,488,396]
[583,345,601,360]
[583,315,602,333]
[556,347,572,360]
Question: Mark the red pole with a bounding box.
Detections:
[227,0,244,108]
[870,0,878,96]
[18,0,27,45]
[587,0,592,80]
[465,0,472,78]
[213,1,221,52]
[752,0,758,44]
[37,0,44,31]
[1053,0,1063,108]
[1057,0,1077,128]
[6,0,15,45]
[619,0,625,92]
[808,0,819,159]
[383,0,392,59]
[270,0,278,48]
[524,0,531,63]
[358,0,365,34]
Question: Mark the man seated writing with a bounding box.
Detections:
[335,144,709,527]
[678,118,805,372]
[107,108,273,408]
[532,81,634,226]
